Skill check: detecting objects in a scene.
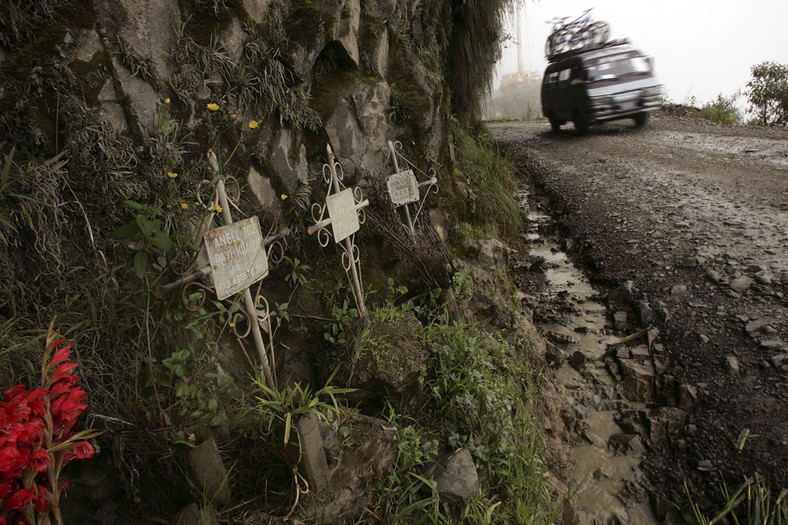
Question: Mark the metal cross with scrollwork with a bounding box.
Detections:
[155,151,287,390]
[383,140,438,237]
[308,144,369,318]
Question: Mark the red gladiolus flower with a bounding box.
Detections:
[50,344,72,366]
[28,448,50,473]
[1,324,99,524]
[3,385,25,402]
[50,362,79,383]
[3,487,34,511]
[71,441,95,460]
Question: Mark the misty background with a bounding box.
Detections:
[488,0,788,118]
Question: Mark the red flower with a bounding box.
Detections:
[3,487,34,511]
[50,362,79,383]
[50,344,72,366]
[28,448,50,473]
[3,385,26,402]
[0,481,13,498]
[47,337,69,354]
[71,441,95,460]
[49,377,79,398]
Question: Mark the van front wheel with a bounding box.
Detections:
[634,112,649,127]
[573,111,588,136]
[549,117,561,134]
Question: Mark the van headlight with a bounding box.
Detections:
[591,96,614,108]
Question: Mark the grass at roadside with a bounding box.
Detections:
[365,323,564,523]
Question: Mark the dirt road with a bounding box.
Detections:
[490,116,788,512]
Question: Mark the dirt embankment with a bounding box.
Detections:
[490,116,788,510]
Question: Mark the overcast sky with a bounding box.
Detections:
[496,0,788,108]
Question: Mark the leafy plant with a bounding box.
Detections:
[110,201,176,279]
[148,346,233,428]
[282,256,311,289]
[324,299,360,346]
[700,93,742,125]
[682,473,787,525]
[246,369,354,455]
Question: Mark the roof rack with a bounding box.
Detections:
[546,38,630,63]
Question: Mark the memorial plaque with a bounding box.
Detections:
[326,188,360,242]
[387,170,419,206]
[204,216,269,300]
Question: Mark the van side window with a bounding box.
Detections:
[547,72,559,88]
[558,69,571,83]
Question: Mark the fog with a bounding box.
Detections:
[496,0,788,109]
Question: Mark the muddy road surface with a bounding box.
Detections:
[490,116,788,516]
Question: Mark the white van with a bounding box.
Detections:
[541,41,663,135]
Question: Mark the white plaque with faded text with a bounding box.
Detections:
[326,188,360,243]
[387,170,419,206]
[204,216,268,300]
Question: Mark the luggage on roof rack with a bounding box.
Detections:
[545,9,611,62]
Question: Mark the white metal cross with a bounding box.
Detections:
[308,144,370,317]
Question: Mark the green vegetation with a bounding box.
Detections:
[700,93,742,125]
[683,473,787,525]
[453,123,524,239]
[745,61,788,126]
[448,0,516,118]
[369,321,563,523]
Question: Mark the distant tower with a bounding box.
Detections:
[516,4,524,76]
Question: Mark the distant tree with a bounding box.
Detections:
[745,61,788,125]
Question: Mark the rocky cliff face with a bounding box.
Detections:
[1,0,453,206]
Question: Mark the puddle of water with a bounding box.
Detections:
[521,202,658,523]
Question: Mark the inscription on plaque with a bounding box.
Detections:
[387,170,419,206]
[326,188,360,242]
[204,216,268,300]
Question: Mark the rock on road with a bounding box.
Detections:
[490,116,788,507]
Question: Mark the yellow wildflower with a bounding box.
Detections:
[221,100,227,105]
[280,194,288,200]
[248,120,259,129]
[230,113,237,119]
[215,204,223,213]
[167,171,178,179]
[164,97,170,104]
[207,103,220,111]
[229,322,235,328]
[180,203,188,210]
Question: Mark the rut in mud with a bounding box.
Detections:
[491,116,788,515]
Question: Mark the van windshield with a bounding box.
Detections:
[587,56,651,82]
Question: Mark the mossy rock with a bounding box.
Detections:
[337,310,427,398]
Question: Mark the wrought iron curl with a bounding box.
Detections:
[222,175,244,216]
[353,186,367,225]
[339,239,364,300]
[168,247,196,277]
[196,178,219,211]
[321,162,333,186]
[267,239,285,265]
[231,309,251,339]
[310,201,325,225]
[316,225,332,248]
[180,281,212,312]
